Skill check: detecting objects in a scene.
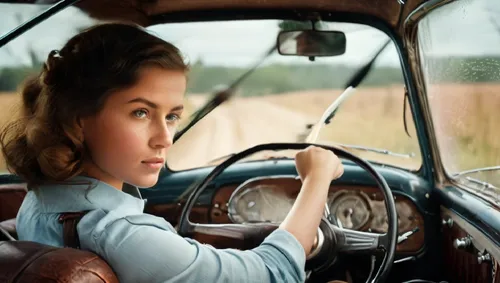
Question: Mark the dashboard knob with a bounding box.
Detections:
[477,253,491,264]
[442,218,453,228]
[453,236,472,250]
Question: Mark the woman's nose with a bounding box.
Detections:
[149,122,173,149]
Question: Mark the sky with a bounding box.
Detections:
[1,0,499,68]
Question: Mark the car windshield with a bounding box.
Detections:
[417,0,500,196]
[159,20,421,171]
[0,4,422,172]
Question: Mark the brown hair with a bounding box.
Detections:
[0,22,188,188]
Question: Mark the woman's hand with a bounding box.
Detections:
[295,145,344,184]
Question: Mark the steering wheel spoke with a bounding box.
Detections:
[189,222,279,241]
[331,225,387,253]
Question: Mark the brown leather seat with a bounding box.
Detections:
[0,218,16,241]
[0,241,119,283]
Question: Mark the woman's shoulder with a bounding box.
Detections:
[79,209,176,248]
[83,210,175,234]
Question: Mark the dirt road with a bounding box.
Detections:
[167,96,313,170]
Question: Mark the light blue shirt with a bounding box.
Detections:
[16,176,306,283]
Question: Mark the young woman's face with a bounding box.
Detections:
[81,66,186,189]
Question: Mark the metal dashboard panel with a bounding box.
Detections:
[211,176,425,253]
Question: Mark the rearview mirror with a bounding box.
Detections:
[277,30,346,57]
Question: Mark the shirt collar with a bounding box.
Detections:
[33,176,145,214]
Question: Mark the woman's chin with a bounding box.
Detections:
[126,175,159,189]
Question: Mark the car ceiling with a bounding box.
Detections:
[2,0,427,33]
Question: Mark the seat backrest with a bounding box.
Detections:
[0,184,27,222]
[0,241,119,283]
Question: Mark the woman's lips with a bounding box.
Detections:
[141,157,165,169]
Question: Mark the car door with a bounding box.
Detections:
[408,0,500,282]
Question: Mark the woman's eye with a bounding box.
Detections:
[166,114,180,122]
[133,109,148,119]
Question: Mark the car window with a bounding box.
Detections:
[417,0,500,196]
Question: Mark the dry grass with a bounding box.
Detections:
[261,85,416,148]
[426,83,500,173]
[0,92,21,127]
[261,83,500,173]
[259,85,421,168]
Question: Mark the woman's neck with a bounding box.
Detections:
[81,160,123,190]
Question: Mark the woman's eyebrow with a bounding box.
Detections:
[127,98,158,109]
[171,105,184,111]
[127,98,183,112]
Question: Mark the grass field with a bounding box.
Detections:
[0,83,499,179]
[426,83,500,173]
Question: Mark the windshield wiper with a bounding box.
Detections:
[323,39,391,125]
[300,39,391,141]
[460,176,498,191]
[451,166,500,196]
[452,166,500,177]
[173,41,280,143]
[206,144,413,166]
[336,144,415,158]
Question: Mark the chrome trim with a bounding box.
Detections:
[323,203,331,220]
[453,166,500,177]
[307,227,325,260]
[327,190,372,230]
[477,253,491,264]
[394,256,416,264]
[191,222,278,240]
[441,217,453,228]
[334,226,383,252]
[227,175,297,223]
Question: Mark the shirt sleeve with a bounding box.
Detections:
[91,216,306,283]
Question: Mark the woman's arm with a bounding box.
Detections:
[279,173,332,256]
[87,213,306,283]
[280,146,344,256]
[82,146,342,283]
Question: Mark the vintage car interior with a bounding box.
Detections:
[0,0,499,282]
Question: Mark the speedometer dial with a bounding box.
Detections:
[329,190,371,230]
[228,185,294,224]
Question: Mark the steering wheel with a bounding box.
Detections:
[178,143,397,283]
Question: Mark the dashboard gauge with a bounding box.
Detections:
[329,191,371,230]
[369,200,414,233]
[228,185,294,224]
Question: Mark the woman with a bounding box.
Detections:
[1,23,344,283]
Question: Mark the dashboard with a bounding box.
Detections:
[209,175,425,254]
[140,159,440,281]
[144,160,434,256]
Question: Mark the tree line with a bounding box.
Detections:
[1,56,498,95]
